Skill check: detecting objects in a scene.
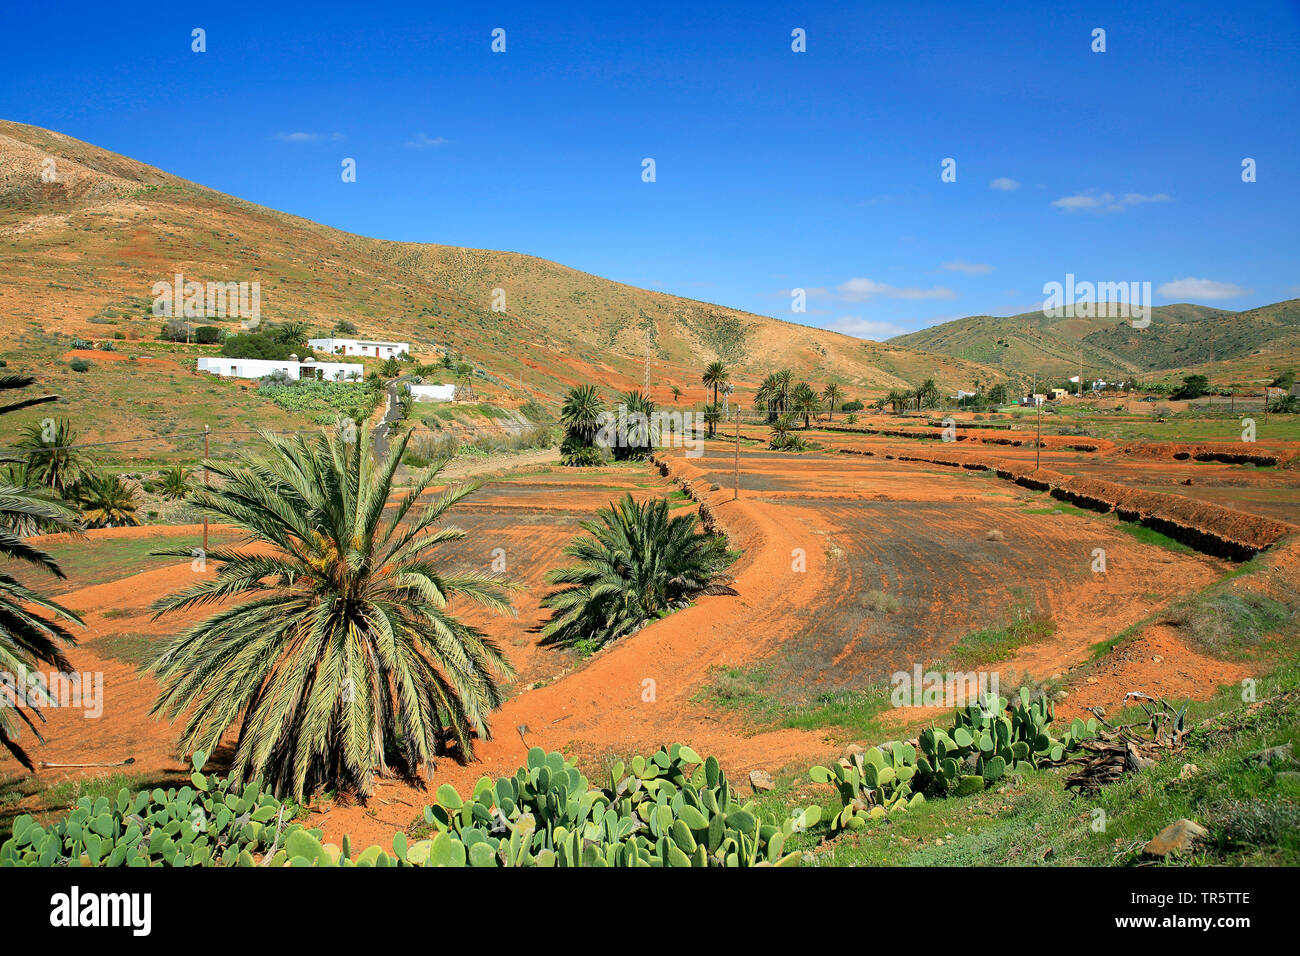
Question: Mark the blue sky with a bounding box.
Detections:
[3,0,1298,338]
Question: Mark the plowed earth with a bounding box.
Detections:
[2,431,1290,847]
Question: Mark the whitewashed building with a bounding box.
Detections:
[197,356,363,381]
[308,337,410,358]
[406,383,457,403]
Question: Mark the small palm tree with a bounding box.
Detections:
[15,417,85,499]
[701,362,729,437]
[560,384,606,466]
[540,494,734,649]
[768,413,805,450]
[75,469,140,528]
[159,464,191,501]
[821,383,841,420]
[0,375,84,769]
[148,428,515,801]
[669,384,682,404]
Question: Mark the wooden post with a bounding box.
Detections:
[733,410,741,501]
[202,425,210,552]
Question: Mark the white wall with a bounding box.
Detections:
[197,357,364,381]
[406,383,457,402]
[307,338,410,357]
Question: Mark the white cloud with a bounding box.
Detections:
[1157,277,1250,300]
[274,132,344,143]
[989,177,1020,191]
[827,316,910,340]
[405,133,449,149]
[1051,191,1171,213]
[837,277,957,301]
[942,261,993,275]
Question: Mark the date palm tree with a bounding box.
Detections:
[540,494,734,649]
[701,362,729,437]
[14,417,85,499]
[159,464,191,501]
[753,374,779,422]
[915,378,939,410]
[821,383,841,420]
[560,384,606,466]
[669,384,682,404]
[0,374,84,769]
[75,469,140,528]
[147,428,515,801]
[791,382,820,428]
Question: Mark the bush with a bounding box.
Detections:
[334,320,357,334]
[159,319,192,343]
[841,399,864,412]
[68,358,91,373]
[194,325,222,344]
[221,332,308,361]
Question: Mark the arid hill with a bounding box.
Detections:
[0,119,995,410]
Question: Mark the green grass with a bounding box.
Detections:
[944,614,1057,669]
[13,531,239,596]
[1115,522,1198,555]
[696,665,897,742]
[93,631,164,668]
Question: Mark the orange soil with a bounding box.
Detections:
[61,349,173,369]
[4,440,1289,849]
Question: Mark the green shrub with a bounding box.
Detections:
[68,358,91,373]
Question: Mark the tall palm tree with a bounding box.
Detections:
[915,378,939,411]
[886,388,911,414]
[614,389,656,461]
[560,384,606,466]
[791,382,820,428]
[14,417,85,499]
[821,383,841,420]
[753,374,779,423]
[701,362,729,437]
[147,428,515,801]
[774,369,794,415]
[0,374,84,770]
[540,494,734,649]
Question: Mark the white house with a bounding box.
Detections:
[406,383,457,403]
[197,356,363,381]
[308,337,409,358]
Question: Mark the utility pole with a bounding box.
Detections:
[643,334,650,395]
[733,410,741,501]
[1078,352,1083,398]
[202,425,210,552]
[1035,400,1042,471]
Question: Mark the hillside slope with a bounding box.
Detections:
[889,299,1300,386]
[0,120,995,417]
